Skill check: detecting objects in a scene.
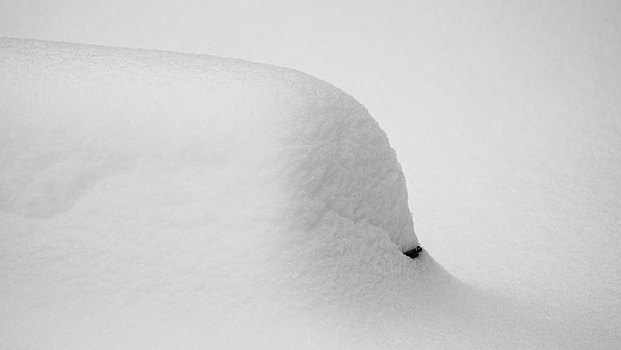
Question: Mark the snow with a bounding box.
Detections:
[1,28,620,349]
[0,38,425,348]
[2,1,618,348]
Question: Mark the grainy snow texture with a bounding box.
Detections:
[0,39,617,349]
[0,38,422,349]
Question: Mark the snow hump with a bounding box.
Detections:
[0,37,432,350]
[1,41,425,347]
[0,38,418,251]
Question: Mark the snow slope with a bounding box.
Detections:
[0,38,614,349]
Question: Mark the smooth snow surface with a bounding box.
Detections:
[0,39,616,349]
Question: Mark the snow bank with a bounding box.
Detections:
[0,38,422,348]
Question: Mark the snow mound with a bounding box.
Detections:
[0,39,424,348]
[0,38,417,249]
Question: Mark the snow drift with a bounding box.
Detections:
[0,37,419,347]
[0,39,592,349]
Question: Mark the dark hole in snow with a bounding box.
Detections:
[403,246,423,259]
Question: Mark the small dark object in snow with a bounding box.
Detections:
[403,246,423,259]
